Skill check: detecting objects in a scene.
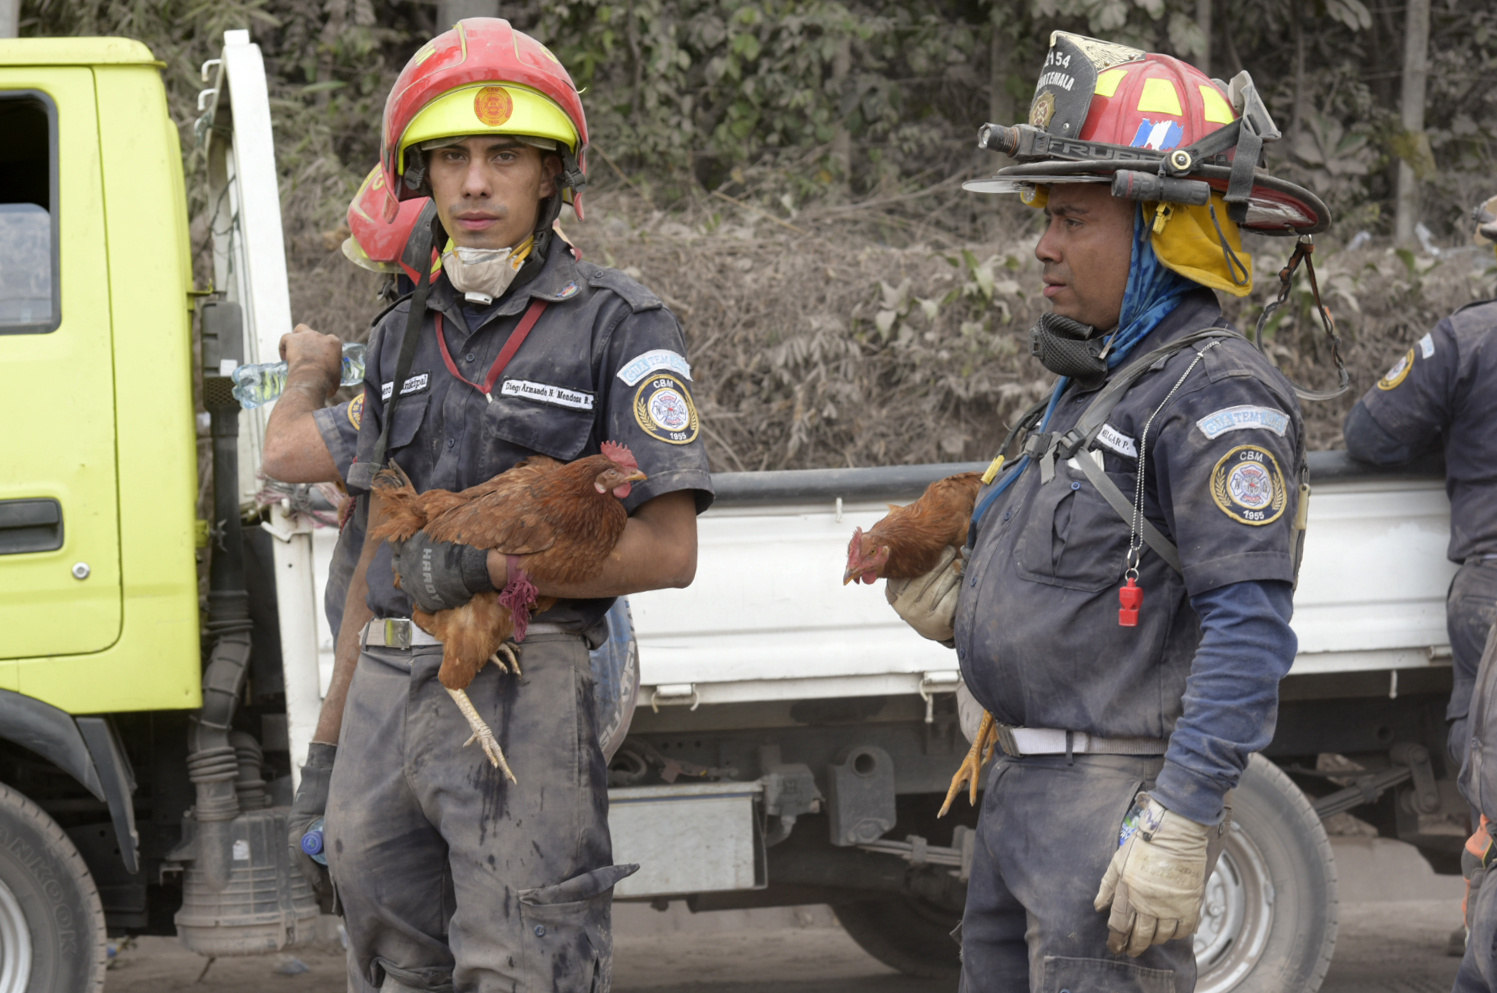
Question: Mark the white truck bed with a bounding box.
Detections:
[628,452,1456,706]
[299,453,1454,711]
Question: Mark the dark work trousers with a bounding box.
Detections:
[1450,560,1497,781]
[326,628,633,993]
[958,753,1203,993]
[1456,856,1497,993]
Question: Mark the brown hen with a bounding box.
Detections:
[842,471,982,585]
[841,469,997,816]
[370,442,645,782]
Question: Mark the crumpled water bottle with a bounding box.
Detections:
[300,816,328,866]
[231,341,366,410]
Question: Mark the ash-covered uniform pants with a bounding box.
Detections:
[1449,559,1497,775]
[325,627,635,993]
[958,753,1198,993]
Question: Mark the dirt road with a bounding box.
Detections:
[102,837,1464,992]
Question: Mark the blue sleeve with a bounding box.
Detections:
[1343,324,1456,465]
[312,399,360,483]
[1343,401,1422,465]
[1150,579,1296,825]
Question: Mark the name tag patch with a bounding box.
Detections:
[617,349,693,386]
[1210,445,1287,525]
[1419,332,1435,359]
[380,373,430,401]
[1195,405,1289,439]
[499,378,596,410]
[1095,423,1138,458]
[633,374,700,445]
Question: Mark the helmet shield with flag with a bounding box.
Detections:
[378,17,588,221]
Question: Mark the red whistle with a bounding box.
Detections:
[1118,578,1142,627]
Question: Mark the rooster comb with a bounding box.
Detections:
[600,441,638,471]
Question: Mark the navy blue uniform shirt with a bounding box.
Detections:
[352,239,714,628]
[955,290,1304,823]
[1344,298,1497,563]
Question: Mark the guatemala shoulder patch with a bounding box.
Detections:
[347,390,364,430]
[633,374,700,445]
[1209,445,1287,525]
[1195,404,1289,439]
[1377,348,1416,391]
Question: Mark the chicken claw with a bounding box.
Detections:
[939,710,998,817]
[446,686,517,783]
[489,641,522,675]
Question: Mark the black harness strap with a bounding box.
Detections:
[347,217,437,491]
[1028,327,1240,574]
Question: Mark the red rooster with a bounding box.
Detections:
[370,442,646,782]
[841,469,997,815]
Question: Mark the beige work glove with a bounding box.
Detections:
[884,545,963,643]
[1093,792,1211,957]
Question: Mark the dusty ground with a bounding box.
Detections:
[103,836,1463,993]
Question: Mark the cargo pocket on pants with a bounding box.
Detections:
[518,863,640,992]
[1039,954,1178,993]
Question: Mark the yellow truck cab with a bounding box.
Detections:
[0,31,323,992]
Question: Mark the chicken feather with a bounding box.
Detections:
[370,444,645,782]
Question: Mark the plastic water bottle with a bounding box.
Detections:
[1118,802,1144,847]
[300,817,327,866]
[231,341,366,410]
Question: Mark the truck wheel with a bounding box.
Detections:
[832,894,961,978]
[1195,753,1338,993]
[0,783,106,993]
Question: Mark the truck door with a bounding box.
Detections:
[0,71,122,661]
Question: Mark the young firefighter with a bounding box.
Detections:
[261,18,712,992]
[886,31,1329,991]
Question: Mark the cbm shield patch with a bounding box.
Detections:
[633,374,699,445]
[1377,348,1415,390]
[1210,445,1287,525]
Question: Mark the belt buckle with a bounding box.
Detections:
[384,618,412,650]
[995,723,1022,758]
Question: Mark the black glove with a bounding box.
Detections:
[288,742,338,915]
[392,532,494,612]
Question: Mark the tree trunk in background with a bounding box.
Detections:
[437,0,498,30]
[0,0,19,38]
[1395,0,1431,247]
[1288,13,1305,151]
[988,6,1014,128]
[1196,0,1212,76]
[829,34,851,191]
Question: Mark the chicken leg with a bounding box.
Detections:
[939,710,998,817]
[446,686,517,784]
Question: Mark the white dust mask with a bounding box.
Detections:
[440,235,535,305]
